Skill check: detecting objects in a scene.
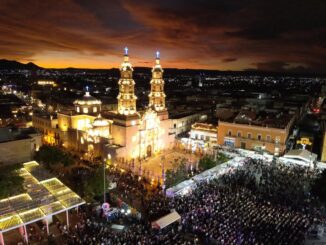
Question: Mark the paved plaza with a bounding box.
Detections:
[118,149,200,182]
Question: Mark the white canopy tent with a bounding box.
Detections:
[151,211,181,230]
[165,179,196,197]
[283,149,317,164]
[165,157,246,197]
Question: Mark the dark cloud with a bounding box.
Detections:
[254,61,290,72]
[228,0,326,40]
[222,58,238,63]
[122,0,326,72]
[0,0,325,71]
[252,61,318,74]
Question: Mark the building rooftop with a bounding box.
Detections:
[102,111,140,121]
[220,109,294,129]
[169,108,210,119]
[57,109,83,116]
[0,127,39,143]
[191,122,217,132]
[33,111,57,120]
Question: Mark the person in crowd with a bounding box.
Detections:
[64,158,324,245]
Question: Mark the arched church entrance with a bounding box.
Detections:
[147,145,152,157]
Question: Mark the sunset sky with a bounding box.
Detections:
[0,0,325,72]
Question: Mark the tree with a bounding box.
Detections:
[35,145,74,169]
[198,153,230,171]
[164,169,175,188]
[83,167,105,201]
[199,156,216,170]
[216,153,230,163]
[311,169,326,205]
[0,164,24,199]
[165,161,188,188]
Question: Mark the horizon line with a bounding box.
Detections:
[0,58,324,75]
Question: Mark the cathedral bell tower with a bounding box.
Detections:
[148,51,166,111]
[117,47,137,115]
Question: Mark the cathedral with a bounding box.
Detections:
[54,48,175,162]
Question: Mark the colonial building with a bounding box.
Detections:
[190,123,217,144]
[179,122,217,154]
[217,110,296,155]
[32,113,59,145]
[33,49,175,162]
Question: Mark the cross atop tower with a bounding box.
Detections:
[124,47,128,56]
[85,86,90,96]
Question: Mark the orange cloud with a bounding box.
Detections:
[0,0,325,72]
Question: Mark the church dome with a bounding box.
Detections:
[93,114,109,127]
[74,91,102,105]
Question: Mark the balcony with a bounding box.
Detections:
[225,134,277,144]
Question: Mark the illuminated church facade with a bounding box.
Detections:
[54,49,174,161]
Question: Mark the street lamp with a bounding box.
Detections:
[103,154,111,203]
[103,158,106,204]
[162,160,166,192]
[309,151,313,169]
[261,145,266,156]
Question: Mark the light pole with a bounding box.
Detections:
[162,159,165,192]
[103,157,106,204]
[261,145,266,156]
[103,154,111,204]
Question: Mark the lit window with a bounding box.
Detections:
[93,107,97,113]
[76,106,80,113]
[83,107,88,114]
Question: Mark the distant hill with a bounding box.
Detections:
[0,58,324,77]
[0,59,42,70]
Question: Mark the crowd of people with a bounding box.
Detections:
[66,215,192,245]
[62,157,325,244]
[220,158,319,209]
[146,158,325,244]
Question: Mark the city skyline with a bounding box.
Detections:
[0,0,325,72]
